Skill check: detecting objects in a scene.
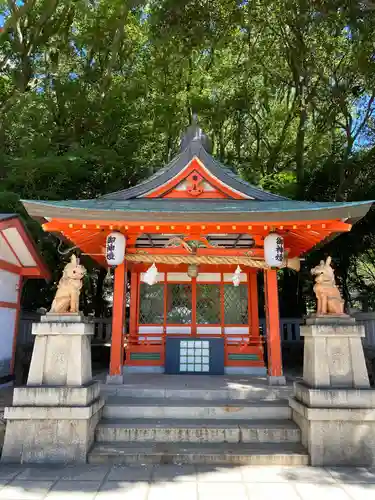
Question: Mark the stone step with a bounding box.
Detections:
[95,418,301,444]
[88,441,309,466]
[106,384,293,402]
[103,397,291,420]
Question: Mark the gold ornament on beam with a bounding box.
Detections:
[187,264,199,278]
[283,256,301,272]
[164,237,193,253]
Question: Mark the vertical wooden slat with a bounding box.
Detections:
[98,320,104,342]
[287,321,293,341]
[104,318,108,343]
[295,319,301,341]
[107,317,112,341]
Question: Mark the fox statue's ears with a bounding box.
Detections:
[70,254,79,266]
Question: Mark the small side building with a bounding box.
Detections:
[0,214,50,382]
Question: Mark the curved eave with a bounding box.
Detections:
[22,200,373,224]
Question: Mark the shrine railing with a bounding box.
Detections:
[353,312,375,347]
[259,317,304,342]
[17,315,113,346]
[18,313,375,347]
[92,317,112,344]
[18,313,40,345]
[17,315,302,346]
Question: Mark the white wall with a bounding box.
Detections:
[0,307,17,376]
[0,269,19,377]
[0,269,19,303]
[0,233,19,265]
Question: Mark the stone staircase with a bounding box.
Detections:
[88,377,309,465]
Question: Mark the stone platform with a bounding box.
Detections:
[89,374,307,466]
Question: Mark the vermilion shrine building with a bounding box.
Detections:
[22,124,372,383]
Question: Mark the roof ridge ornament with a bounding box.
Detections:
[180,115,212,153]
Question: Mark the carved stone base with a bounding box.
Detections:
[290,316,375,466]
[1,383,103,464]
[28,315,94,386]
[301,317,369,388]
[290,382,375,466]
[1,316,103,464]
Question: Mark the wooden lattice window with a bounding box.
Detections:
[196,284,221,324]
[224,284,248,324]
[166,284,192,324]
[139,283,164,324]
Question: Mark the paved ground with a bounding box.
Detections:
[0,464,373,499]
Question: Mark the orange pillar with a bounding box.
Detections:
[109,262,126,377]
[264,269,285,384]
[249,271,259,336]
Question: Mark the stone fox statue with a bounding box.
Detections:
[50,255,86,313]
[311,256,345,315]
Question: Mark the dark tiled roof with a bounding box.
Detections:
[22,199,373,224]
[100,138,287,201]
[22,199,365,211]
[0,213,16,221]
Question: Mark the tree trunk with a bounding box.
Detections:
[219,124,225,160]
[236,111,242,161]
[295,105,307,187]
[336,135,354,201]
[265,111,294,173]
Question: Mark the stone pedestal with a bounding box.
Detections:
[302,316,369,389]
[1,314,104,464]
[290,316,375,466]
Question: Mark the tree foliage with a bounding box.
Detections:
[0,0,375,313]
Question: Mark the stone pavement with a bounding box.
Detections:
[0,464,373,499]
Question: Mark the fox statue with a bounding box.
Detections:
[50,255,86,313]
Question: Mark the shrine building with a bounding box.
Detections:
[22,123,372,383]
